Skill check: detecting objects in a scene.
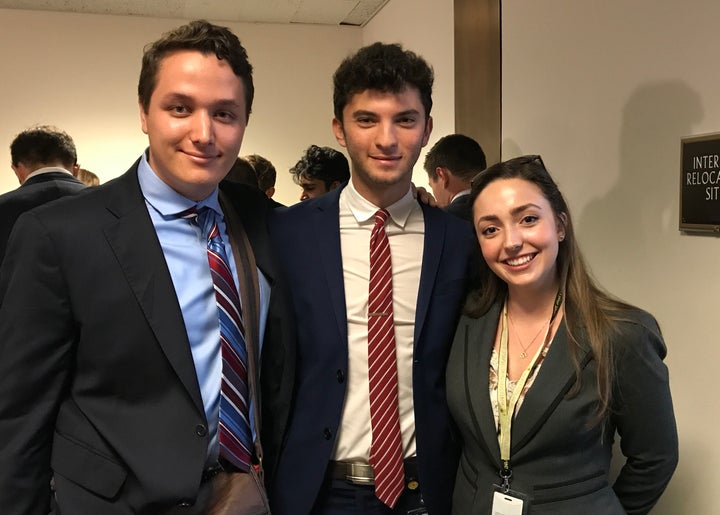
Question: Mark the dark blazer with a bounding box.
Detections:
[0,161,292,514]
[443,192,472,222]
[268,186,475,515]
[0,170,86,264]
[447,303,678,514]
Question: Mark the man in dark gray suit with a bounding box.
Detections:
[0,125,86,263]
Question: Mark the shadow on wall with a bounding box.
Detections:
[577,81,703,291]
[578,80,703,515]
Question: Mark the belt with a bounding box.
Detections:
[328,458,418,487]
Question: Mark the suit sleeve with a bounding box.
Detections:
[0,211,76,514]
[611,314,678,515]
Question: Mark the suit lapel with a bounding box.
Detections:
[463,305,503,466]
[102,167,205,413]
[313,190,348,343]
[414,203,444,345]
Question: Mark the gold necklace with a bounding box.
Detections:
[507,314,550,359]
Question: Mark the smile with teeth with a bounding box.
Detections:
[505,254,536,266]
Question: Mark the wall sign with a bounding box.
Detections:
[680,132,720,233]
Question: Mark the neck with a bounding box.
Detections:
[351,176,411,209]
[506,283,560,320]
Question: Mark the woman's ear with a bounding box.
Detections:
[557,212,568,241]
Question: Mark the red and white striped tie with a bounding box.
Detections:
[367,209,405,508]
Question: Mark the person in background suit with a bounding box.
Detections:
[270,42,474,515]
[447,155,677,514]
[245,154,277,198]
[289,144,350,201]
[75,167,100,186]
[0,125,86,263]
[0,20,292,514]
[423,133,486,221]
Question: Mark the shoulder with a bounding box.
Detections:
[614,308,664,352]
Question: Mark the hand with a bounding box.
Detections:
[411,183,437,207]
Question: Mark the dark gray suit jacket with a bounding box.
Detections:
[0,162,293,514]
[446,303,677,514]
[0,170,86,264]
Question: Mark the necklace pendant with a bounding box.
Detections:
[519,351,527,359]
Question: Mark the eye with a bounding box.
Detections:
[355,116,376,127]
[215,110,237,122]
[521,215,539,224]
[397,116,417,127]
[169,105,190,116]
[480,226,498,237]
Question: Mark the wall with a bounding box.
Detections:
[0,9,361,207]
[503,1,719,512]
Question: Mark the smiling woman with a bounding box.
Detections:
[446,155,678,515]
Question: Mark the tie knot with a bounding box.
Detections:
[374,209,390,228]
[177,205,198,221]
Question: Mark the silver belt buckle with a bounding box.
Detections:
[345,462,375,485]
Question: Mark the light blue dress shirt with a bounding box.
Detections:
[137,152,270,460]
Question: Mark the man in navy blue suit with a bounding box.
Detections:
[270,43,474,515]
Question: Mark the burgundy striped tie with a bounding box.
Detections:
[367,209,404,508]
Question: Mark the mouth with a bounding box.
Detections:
[182,150,220,164]
[370,155,402,165]
[504,253,536,266]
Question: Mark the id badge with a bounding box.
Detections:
[491,484,530,515]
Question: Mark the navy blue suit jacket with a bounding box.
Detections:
[269,186,474,515]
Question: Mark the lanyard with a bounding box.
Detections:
[497,291,563,481]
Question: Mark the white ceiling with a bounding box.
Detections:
[0,0,390,26]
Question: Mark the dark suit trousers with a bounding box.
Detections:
[311,477,426,515]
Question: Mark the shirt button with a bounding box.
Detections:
[195,424,207,437]
[323,428,332,440]
[336,369,345,383]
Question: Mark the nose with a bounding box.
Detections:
[375,121,398,150]
[300,192,308,201]
[190,111,214,145]
[504,228,522,252]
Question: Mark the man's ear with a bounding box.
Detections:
[139,100,149,135]
[332,118,346,148]
[436,167,450,188]
[328,180,342,191]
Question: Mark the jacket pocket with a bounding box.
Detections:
[51,431,127,498]
[532,470,607,504]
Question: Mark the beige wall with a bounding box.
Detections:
[504,1,718,512]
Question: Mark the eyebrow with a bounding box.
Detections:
[351,109,421,118]
[476,203,543,222]
[161,93,242,108]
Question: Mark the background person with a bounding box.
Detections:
[0,125,86,264]
[289,144,349,201]
[447,155,677,514]
[423,133,486,221]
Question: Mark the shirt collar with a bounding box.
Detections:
[451,189,471,203]
[343,180,417,229]
[137,149,221,218]
[25,166,74,181]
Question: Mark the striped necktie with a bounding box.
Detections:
[367,209,405,507]
[181,206,253,472]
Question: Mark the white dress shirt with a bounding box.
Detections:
[332,181,425,462]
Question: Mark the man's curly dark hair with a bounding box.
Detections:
[332,42,433,122]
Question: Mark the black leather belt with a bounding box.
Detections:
[328,458,418,487]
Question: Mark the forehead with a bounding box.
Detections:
[152,50,245,100]
[300,177,325,188]
[475,178,549,211]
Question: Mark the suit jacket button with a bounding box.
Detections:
[336,369,345,383]
[323,428,332,440]
[195,424,207,437]
[177,500,193,508]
